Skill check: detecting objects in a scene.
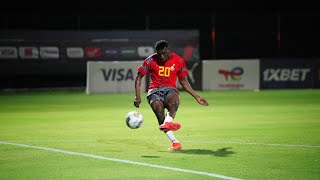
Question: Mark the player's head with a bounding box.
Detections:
[155,40,171,61]
[155,40,168,50]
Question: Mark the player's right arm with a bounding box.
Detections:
[134,72,144,108]
[134,56,152,108]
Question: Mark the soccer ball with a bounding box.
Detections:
[125,111,143,129]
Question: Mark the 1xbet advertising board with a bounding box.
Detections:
[260,58,314,89]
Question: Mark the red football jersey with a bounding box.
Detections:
[137,53,188,90]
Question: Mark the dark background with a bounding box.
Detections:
[1,2,319,89]
[2,2,319,59]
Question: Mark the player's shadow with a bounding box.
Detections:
[171,147,235,157]
[141,156,161,158]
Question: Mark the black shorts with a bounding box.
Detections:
[147,86,179,105]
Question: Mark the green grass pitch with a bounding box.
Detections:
[0,89,319,179]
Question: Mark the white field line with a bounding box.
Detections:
[4,140,96,142]
[184,141,320,148]
[0,141,242,180]
[4,139,320,148]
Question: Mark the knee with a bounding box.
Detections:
[168,101,179,110]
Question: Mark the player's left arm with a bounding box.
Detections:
[179,76,209,106]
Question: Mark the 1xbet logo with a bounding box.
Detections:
[218,67,244,81]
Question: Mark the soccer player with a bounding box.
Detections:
[133,40,209,150]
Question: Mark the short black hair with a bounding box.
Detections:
[155,40,168,51]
